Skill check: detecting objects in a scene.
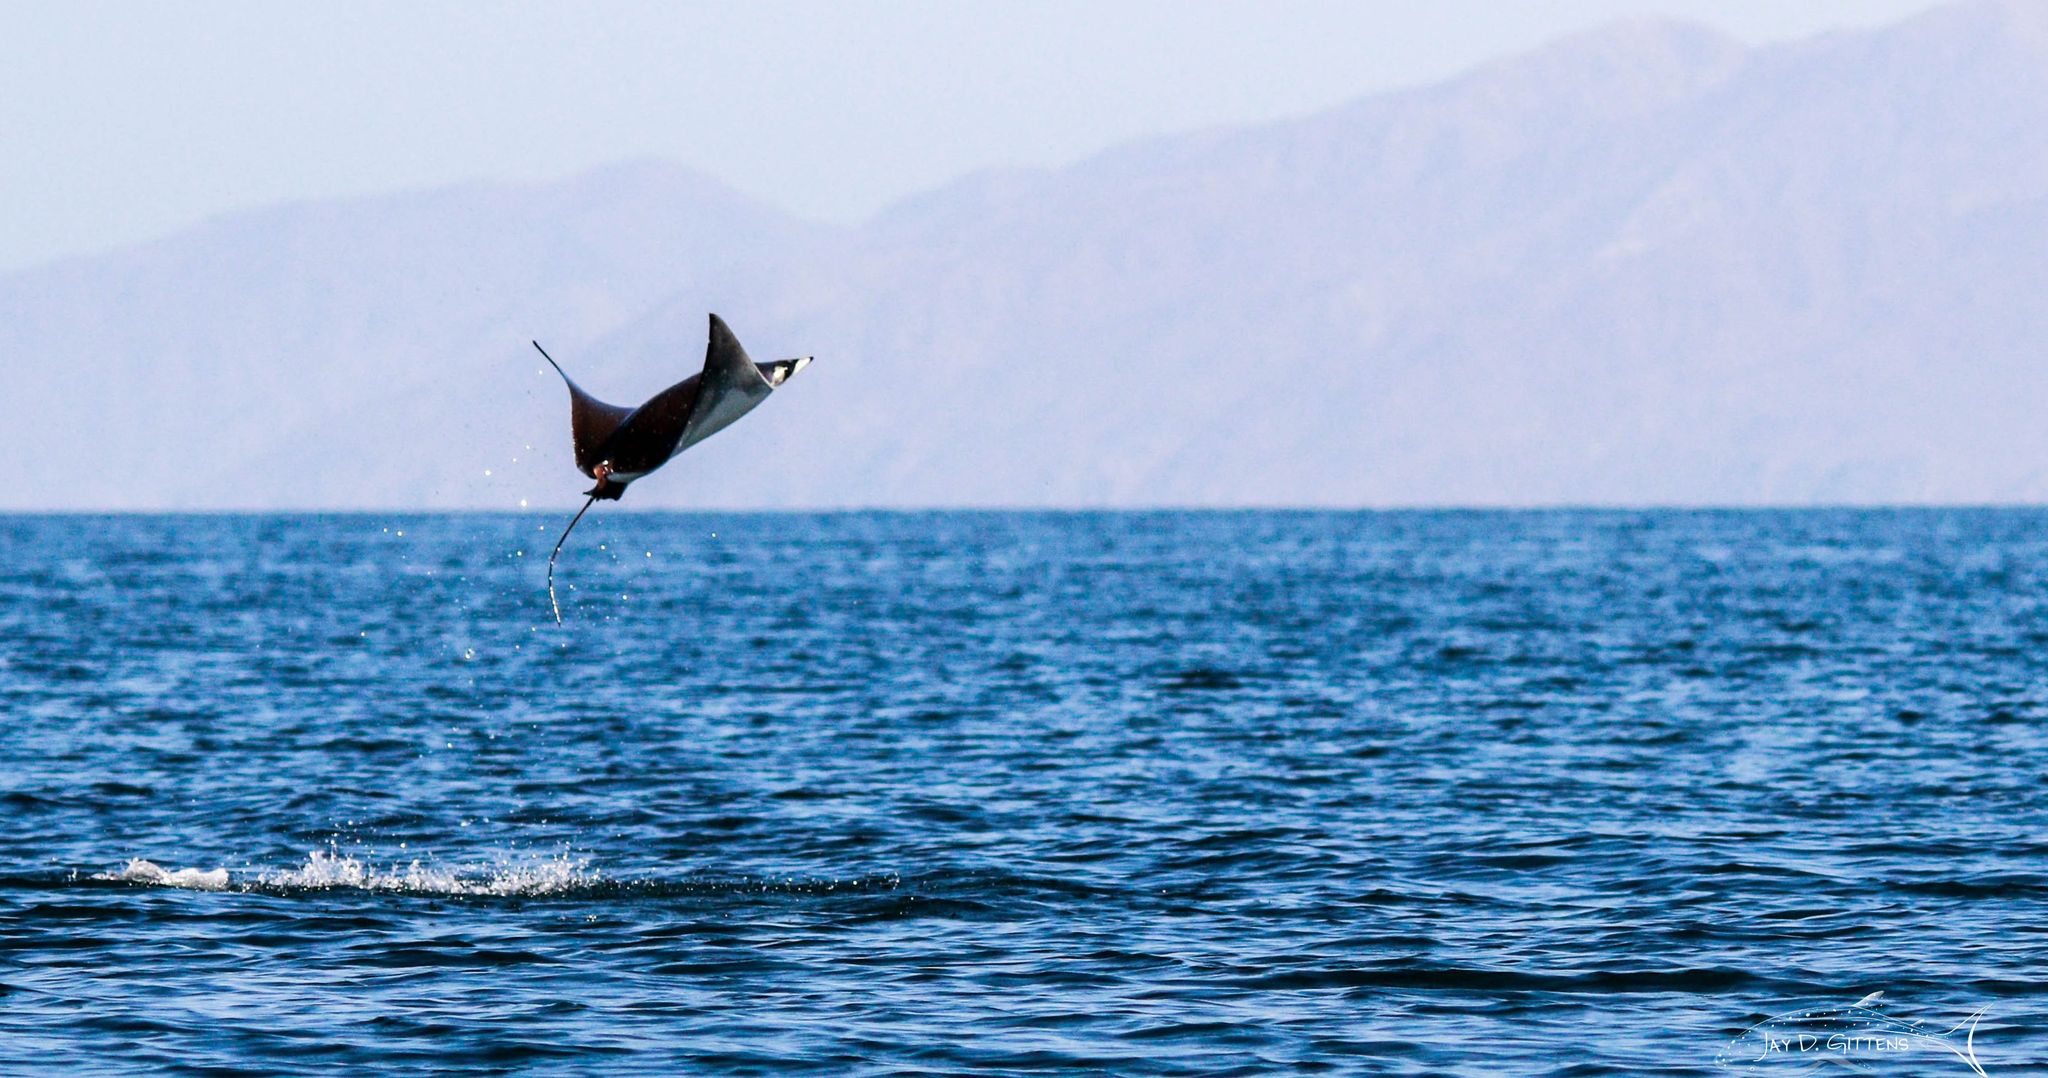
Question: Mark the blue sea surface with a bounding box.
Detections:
[1,510,2043,1075]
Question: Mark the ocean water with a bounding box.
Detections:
[1,509,2043,1075]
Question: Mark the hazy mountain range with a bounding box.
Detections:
[4,0,2045,510]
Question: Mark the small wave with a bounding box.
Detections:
[94,859,231,891]
[77,859,1109,907]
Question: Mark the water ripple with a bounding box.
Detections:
[0,510,2043,1074]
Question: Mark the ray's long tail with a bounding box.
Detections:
[547,495,597,625]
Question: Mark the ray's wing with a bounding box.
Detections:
[606,375,701,471]
[564,381,634,474]
[669,313,776,460]
[534,341,633,474]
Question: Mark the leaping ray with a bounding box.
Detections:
[533,314,813,624]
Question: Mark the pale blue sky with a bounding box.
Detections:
[1,0,1941,273]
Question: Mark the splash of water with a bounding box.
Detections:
[96,850,595,896]
[256,848,595,895]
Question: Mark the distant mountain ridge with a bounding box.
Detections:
[3,0,2044,509]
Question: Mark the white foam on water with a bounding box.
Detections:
[257,849,596,895]
[95,859,231,891]
[96,850,596,896]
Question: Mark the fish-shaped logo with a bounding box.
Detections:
[1717,992,1988,1074]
